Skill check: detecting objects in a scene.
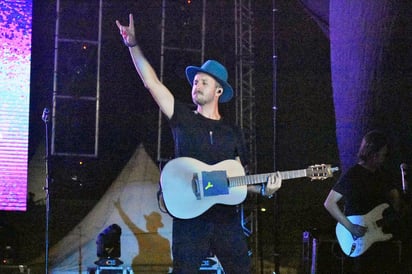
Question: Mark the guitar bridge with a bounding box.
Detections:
[192,173,201,200]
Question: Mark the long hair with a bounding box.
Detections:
[357,130,389,162]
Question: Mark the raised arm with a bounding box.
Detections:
[116,14,174,119]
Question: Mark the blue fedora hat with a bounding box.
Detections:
[185,60,233,103]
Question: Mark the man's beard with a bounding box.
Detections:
[192,92,207,105]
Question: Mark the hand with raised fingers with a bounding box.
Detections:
[116,13,137,47]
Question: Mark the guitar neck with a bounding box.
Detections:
[228,169,308,187]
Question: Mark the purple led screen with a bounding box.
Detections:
[0,0,32,211]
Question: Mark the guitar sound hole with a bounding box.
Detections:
[192,173,201,200]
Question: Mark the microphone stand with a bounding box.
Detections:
[42,108,51,274]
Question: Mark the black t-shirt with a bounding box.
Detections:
[333,164,397,216]
[169,101,248,165]
[168,101,249,222]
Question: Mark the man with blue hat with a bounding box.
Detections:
[116,14,282,274]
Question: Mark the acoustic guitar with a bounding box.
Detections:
[160,157,338,219]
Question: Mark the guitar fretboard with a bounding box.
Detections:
[228,169,307,187]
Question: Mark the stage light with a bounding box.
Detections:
[94,224,123,267]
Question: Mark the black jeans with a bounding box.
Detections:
[171,216,251,274]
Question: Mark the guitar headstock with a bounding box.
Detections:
[306,164,339,180]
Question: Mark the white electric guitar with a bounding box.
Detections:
[335,203,394,257]
[160,157,338,219]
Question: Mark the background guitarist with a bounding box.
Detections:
[324,130,402,273]
[116,14,282,274]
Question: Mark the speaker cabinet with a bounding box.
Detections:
[0,265,30,274]
[302,230,402,273]
[302,230,345,273]
[87,266,133,274]
[199,257,225,273]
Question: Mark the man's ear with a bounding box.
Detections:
[216,88,223,94]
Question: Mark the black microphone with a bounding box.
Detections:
[42,107,50,123]
[400,163,408,194]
